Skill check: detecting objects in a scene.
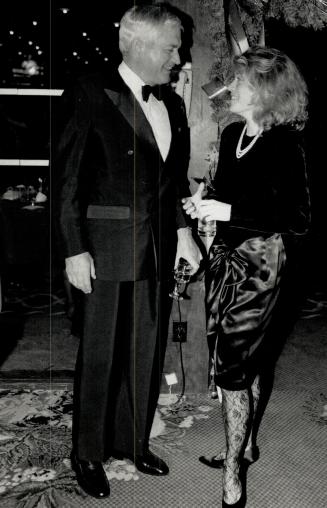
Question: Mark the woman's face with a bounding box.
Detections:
[228,74,256,119]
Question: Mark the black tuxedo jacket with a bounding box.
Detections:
[53,68,191,281]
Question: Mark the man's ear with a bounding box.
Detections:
[133,37,145,56]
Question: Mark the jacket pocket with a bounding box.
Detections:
[86,205,130,220]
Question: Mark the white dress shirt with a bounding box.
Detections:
[118,61,172,161]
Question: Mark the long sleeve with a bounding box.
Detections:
[213,123,311,238]
[52,82,92,258]
[165,91,191,230]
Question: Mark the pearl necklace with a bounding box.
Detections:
[236,124,262,159]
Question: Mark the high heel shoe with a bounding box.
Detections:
[222,463,247,508]
[222,489,246,508]
[199,445,259,469]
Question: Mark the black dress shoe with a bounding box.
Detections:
[199,446,259,469]
[199,454,225,469]
[71,452,110,498]
[135,450,169,476]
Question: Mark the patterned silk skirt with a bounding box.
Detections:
[206,233,286,390]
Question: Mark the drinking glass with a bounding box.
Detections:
[169,258,192,300]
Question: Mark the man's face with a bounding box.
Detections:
[138,24,181,85]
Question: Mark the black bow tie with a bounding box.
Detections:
[142,85,163,102]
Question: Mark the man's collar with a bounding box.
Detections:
[118,61,145,98]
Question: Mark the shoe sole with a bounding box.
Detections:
[199,448,259,469]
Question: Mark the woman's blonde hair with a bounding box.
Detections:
[233,46,308,130]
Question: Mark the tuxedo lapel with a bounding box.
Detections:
[104,86,161,159]
[162,93,180,163]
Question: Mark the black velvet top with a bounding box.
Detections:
[211,122,311,248]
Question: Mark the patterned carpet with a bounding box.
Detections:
[0,286,77,377]
[0,287,326,506]
[0,384,326,507]
[0,390,216,507]
[1,284,66,317]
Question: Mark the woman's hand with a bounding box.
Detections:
[182,182,231,222]
[197,199,231,222]
[182,182,205,219]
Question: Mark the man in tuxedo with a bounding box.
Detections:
[54,4,201,499]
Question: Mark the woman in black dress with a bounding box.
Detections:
[183,46,310,507]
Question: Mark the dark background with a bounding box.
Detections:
[266,19,327,295]
[0,1,326,294]
[0,1,151,89]
[0,1,144,190]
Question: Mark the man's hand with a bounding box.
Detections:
[182,182,205,219]
[175,227,202,275]
[65,252,96,294]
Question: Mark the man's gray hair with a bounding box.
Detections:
[119,4,182,55]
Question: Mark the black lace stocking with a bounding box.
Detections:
[247,375,260,451]
[213,376,261,462]
[221,388,250,504]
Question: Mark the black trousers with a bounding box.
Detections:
[72,278,171,461]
